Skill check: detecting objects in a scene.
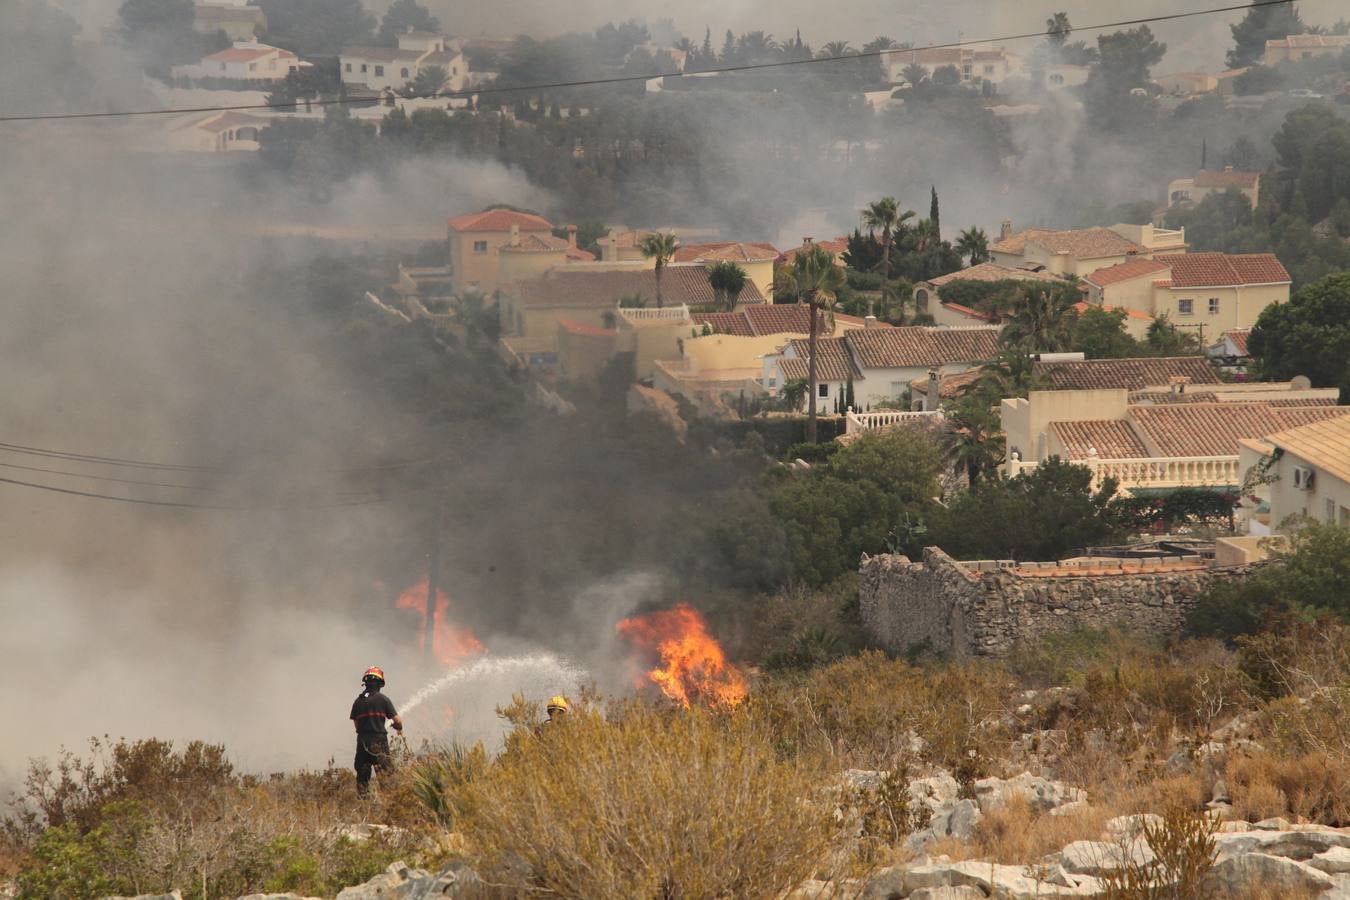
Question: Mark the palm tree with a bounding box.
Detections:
[774,245,846,443]
[819,41,853,58]
[955,227,990,265]
[861,196,915,320]
[1001,283,1079,352]
[1046,12,1072,46]
[638,232,679,309]
[944,395,1003,486]
[706,261,748,310]
[901,63,928,87]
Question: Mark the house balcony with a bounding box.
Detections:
[616,304,691,324]
[1007,455,1240,493]
[845,409,944,435]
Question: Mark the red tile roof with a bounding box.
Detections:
[927,262,1065,287]
[1026,227,1144,259]
[779,337,861,383]
[1083,258,1173,288]
[1193,169,1260,190]
[1157,252,1290,287]
[1261,413,1350,485]
[690,303,829,337]
[990,228,1053,256]
[692,311,755,336]
[1051,420,1151,459]
[513,266,764,308]
[1035,357,1220,391]
[207,46,291,63]
[778,237,849,266]
[940,301,999,323]
[673,241,779,263]
[448,209,554,233]
[1130,403,1349,457]
[908,368,987,399]
[340,45,423,63]
[1223,328,1250,356]
[847,326,1002,369]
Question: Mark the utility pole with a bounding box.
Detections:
[424,487,447,661]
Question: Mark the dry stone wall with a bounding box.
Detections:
[860,547,1260,657]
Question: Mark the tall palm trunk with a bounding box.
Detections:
[879,234,892,321]
[655,263,664,309]
[807,290,819,443]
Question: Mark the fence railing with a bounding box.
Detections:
[616,304,691,322]
[1008,455,1240,491]
[845,409,944,435]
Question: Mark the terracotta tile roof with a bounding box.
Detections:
[1157,252,1290,287]
[940,301,999,323]
[1224,328,1251,356]
[692,304,831,336]
[1269,397,1339,408]
[498,233,570,253]
[610,229,656,248]
[207,45,290,63]
[780,337,860,383]
[847,326,1002,370]
[1073,301,1155,321]
[778,237,849,266]
[1051,420,1150,459]
[673,241,779,263]
[691,311,754,336]
[990,228,1052,255]
[1083,258,1173,288]
[447,209,554,233]
[1025,227,1144,259]
[1130,403,1350,457]
[1128,390,1221,404]
[1193,169,1260,190]
[927,262,1065,287]
[558,319,616,337]
[1267,34,1350,49]
[908,368,987,399]
[1034,357,1221,391]
[514,266,764,309]
[1262,413,1350,485]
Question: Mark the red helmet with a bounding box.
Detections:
[363,666,385,682]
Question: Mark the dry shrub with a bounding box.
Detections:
[1226,751,1350,825]
[1124,772,1212,817]
[754,651,1012,770]
[453,701,837,899]
[928,795,1112,865]
[1100,803,1217,900]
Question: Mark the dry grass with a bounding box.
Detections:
[1226,751,1350,825]
[450,701,839,899]
[927,795,1113,865]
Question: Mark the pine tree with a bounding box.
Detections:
[1227,1,1305,68]
[721,29,736,63]
[929,186,941,242]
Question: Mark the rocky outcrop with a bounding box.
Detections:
[860,548,1259,657]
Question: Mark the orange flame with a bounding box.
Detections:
[395,576,486,668]
[616,603,747,707]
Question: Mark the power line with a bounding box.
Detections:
[0,473,414,510]
[0,0,1293,124]
[0,458,216,491]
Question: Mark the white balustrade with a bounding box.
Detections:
[1010,455,1239,491]
[845,409,944,434]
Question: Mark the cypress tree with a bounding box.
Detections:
[929,185,940,241]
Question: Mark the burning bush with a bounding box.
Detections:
[616,602,748,707]
[451,701,836,897]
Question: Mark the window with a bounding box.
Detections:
[1340,505,1349,526]
[401,67,410,78]
[984,65,994,75]
[1177,298,1194,316]
[345,63,352,72]
[819,382,829,398]
[961,64,972,79]
[1049,73,1064,85]
[374,65,384,77]
[1207,297,1219,314]
[472,240,489,253]
[452,66,458,75]
[360,63,367,73]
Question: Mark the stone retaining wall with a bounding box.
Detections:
[860,547,1260,657]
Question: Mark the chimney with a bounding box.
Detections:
[510,223,520,246]
[803,236,814,246]
[864,314,878,329]
[1223,165,1234,173]
[566,224,578,248]
[999,219,1012,241]
[1169,375,1191,395]
[926,368,940,410]
[604,229,617,262]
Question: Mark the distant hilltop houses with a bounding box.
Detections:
[339,31,471,95]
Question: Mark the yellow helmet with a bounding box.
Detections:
[546,695,570,714]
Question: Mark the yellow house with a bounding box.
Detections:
[447,209,557,294]
[1239,413,1350,533]
[990,223,1185,276]
[1166,167,1260,210]
[1082,252,1290,334]
[674,242,780,300]
[1261,34,1350,66]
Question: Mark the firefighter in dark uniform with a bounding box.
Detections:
[350,665,403,796]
